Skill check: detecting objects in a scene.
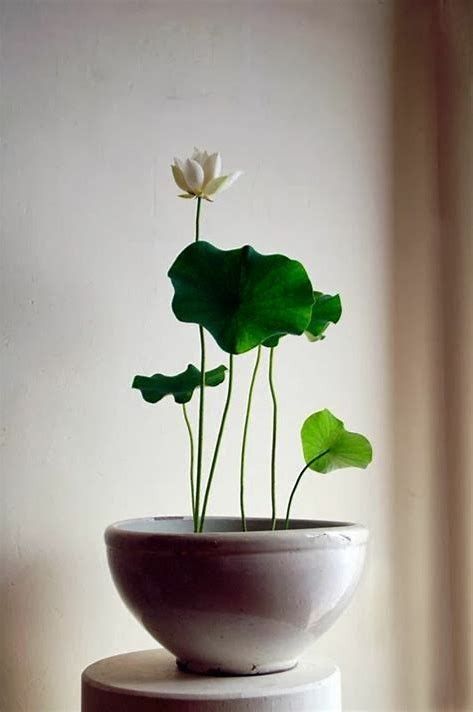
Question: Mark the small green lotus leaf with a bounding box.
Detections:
[168,241,314,354]
[305,292,342,342]
[132,364,227,405]
[301,408,372,473]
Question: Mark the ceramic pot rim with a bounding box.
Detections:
[105,516,369,554]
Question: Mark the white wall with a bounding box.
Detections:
[1,2,397,710]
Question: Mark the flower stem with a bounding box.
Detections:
[284,449,331,529]
[268,347,278,530]
[194,196,205,533]
[199,354,234,532]
[240,345,262,532]
[182,403,196,529]
[195,196,202,242]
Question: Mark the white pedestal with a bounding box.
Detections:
[82,649,341,712]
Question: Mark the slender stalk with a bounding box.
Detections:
[268,347,278,530]
[182,403,196,529]
[194,334,206,532]
[195,196,202,242]
[194,196,205,532]
[284,449,331,529]
[199,354,234,532]
[239,345,262,531]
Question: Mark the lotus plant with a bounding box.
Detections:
[133,148,372,533]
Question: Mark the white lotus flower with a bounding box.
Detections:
[171,148,243,201]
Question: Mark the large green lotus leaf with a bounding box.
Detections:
[132,364,226,405]
[168,241,314,354]
[301,408,372,473]
[305,292,342,342]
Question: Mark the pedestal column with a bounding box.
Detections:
[82,649,341,712]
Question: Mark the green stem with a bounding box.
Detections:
[182,403,196,529]
[268,347,278,530]
[194,196,205,532]
[195,196,202,242]
[240,345,262,532]
[194,334,206,532]
[199,354,234,532]
[284,449,330,530]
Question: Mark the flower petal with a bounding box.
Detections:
[184,158,205,194]
[192,148,209,167]
[204,171,243,197]
[174,157,188,175]
[219,170,243,191]
[203,175,229,197]
[203,152,222,185]
[171,164,190,192]
[178,193,196,199]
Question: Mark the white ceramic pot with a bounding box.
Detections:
[105,517,368,676]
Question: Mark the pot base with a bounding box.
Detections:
[176,658,299,677]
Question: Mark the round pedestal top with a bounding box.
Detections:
[82,649,341,712]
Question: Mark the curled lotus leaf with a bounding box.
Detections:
[301,408,372,473]
[168,241,314,355]
[263,291,341,348]
[132,364,227,405]
[305,292,342,342]
[262,333,283,348]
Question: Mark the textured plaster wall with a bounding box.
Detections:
[1,2,397,710]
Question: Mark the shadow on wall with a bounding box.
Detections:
[390,1,472,710]
[0,559,57,712]
[0,230,93,711]
[0,552,98,712]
